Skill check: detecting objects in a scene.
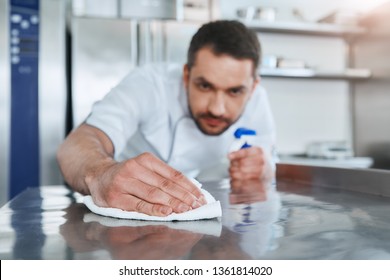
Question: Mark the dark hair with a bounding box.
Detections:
[187,20,261,75]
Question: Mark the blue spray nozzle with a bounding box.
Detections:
[234,128,257,139]
[240,142,252,149]
[232,128,257,150]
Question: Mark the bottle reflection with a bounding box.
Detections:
[229,179,269,233]
[189,179,282,259]
[226,179,281,258]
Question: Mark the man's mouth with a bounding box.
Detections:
[202,117,226,127]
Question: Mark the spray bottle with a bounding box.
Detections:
[229,127,257,152]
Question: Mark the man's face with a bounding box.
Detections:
[183,47,259,136]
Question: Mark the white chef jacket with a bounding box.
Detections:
[86,63,277,179]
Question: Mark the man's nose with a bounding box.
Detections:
[207,91,226,117]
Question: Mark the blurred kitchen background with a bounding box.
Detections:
[1,0,390,206]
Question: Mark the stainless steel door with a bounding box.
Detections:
[71,17,137,127]
[0,0,10,206]
[39,0,67,186]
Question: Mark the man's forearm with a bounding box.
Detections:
[57,124,115,194]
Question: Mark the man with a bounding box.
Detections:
[57,20,277,217]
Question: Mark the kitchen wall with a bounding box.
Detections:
[258,34,349,155]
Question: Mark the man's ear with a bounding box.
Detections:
[254,75,260,90]
[183,64,189,88]
[249,75,260,99]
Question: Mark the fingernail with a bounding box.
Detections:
[192,200,202,209]
[178,203,191,213]
[161,206,173,216]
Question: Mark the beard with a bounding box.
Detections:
[189,108,240,136]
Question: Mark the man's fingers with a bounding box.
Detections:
[229,163,263,178]
[229,170,257,180]
[228,146,263,161]
[127,158,204,209]
[121,177,193,214]
[135,153,206,204]
[109,193,173,217]
[231,157,264,169]
[229,156,264,176]
[230,164,261,174]
[228,147,266,180]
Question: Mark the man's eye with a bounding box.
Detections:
[199,83,211,90]
[230,88,243,95]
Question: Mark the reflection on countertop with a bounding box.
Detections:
[2,167,390,259]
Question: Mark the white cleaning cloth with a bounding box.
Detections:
[83,178,222,222]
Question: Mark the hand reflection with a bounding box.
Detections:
[85,221,203,259]
[60,204,204,259]
[60,203,102,253]
[229,179,272,204]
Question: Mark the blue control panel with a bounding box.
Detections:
[9,0,40,198]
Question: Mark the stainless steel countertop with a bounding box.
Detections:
[1,164,390,260]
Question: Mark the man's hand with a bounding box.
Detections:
[57,124,207,218]
[86,152,207,217]
[228,146,271,180]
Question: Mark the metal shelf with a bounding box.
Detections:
[245,21,366,37]
[260,68,372,80]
